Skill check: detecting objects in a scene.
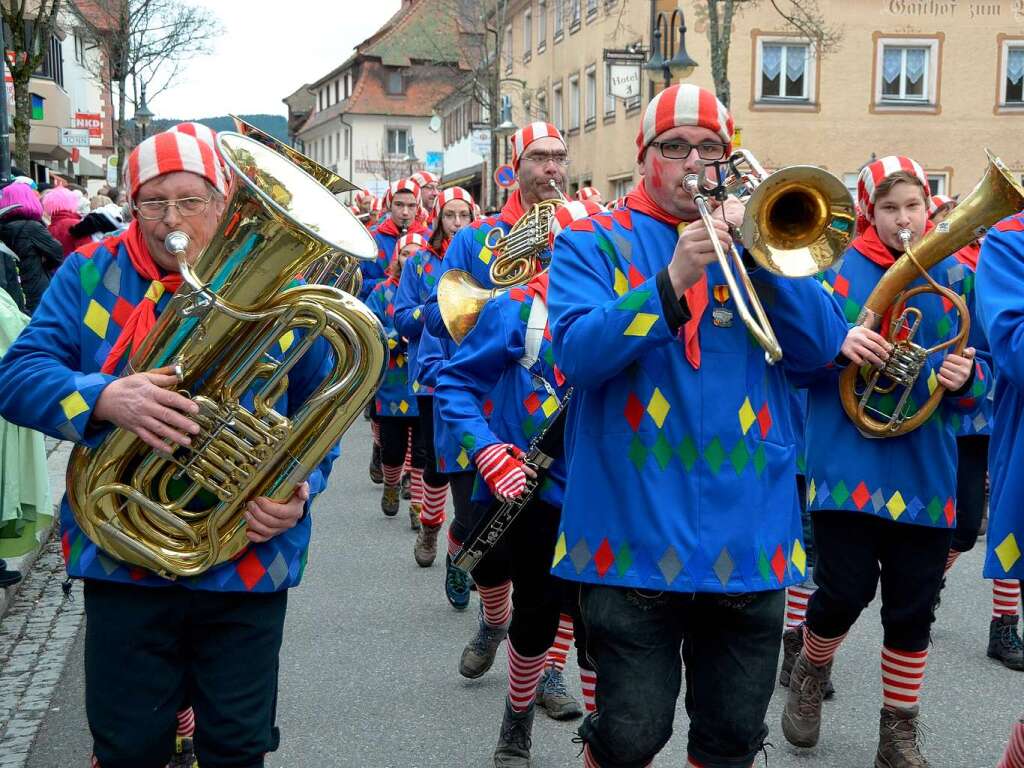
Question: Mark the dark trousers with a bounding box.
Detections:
[448,471,481,544]
[806,511,952,651]
[472,498,565,657]
[578,586,783,768]
[953,435,989,552]
[84,580,287,768]
[376,415,425,472]
[416,395,448,489]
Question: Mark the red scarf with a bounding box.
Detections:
[100,221,183,374]
[499,190,527,227]
[851,221,935,268]
[377,217,428,239]
[955,241,981,270]
[625,180,708,370]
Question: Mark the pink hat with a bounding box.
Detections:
[576,186,602,203]
[510,122,565,170]
[410,171,439,188]
[394,231,427,257]
[929,194,955,216]
[857,155,929,221]
[126,130,228,203]
[547,199,605,248]
[432,186,476,219]
[636,84,733,163]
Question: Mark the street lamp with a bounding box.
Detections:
[493,100,518,139]
[646,5,699,94]
[134,84,154,140]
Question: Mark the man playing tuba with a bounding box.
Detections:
[0,128,338,768]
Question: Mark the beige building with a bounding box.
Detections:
[500,0,1024,201]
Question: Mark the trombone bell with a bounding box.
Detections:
[437,269,507,344]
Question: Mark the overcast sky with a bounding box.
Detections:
[150,1,403,120]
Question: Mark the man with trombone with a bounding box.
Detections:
[546,83,850,768]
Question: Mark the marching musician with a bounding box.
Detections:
[546,83,849,768]
[782,157,989,766]
[394,187,476,579]
[410,170,441,226]
[359,178,427,301]
[576,186,604,206]
[433,200,602,767]
[0,129,338,768]
[976,208,1024,767]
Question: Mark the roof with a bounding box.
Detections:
[358,0,466,68]
[69,1,119,32]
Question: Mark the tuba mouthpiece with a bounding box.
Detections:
[165,231,190,256]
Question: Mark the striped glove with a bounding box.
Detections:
[475,443,528,499]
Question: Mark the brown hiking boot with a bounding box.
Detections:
[988,615,1024,671]
[409,502,422,531]
[780,626,836,698]
[414,522,441,567]
[381,485,400,517]
[875,706,930,767]
[781,653,832,748]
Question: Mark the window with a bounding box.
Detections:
[570,0,581,27]
[926,173,948,196]
[387,128,409,156]
[843,173,859,200]
[568,73,580,129]
[603,62,617,116]
[538,0,547,50]
[334,79,340,103]
[536,90,548,120]
[386,70,404,95]
[874,37,940,107]
[757,40,811,101]
[345,72,353,98]
[554,0,564,38]
[585,65,597,126]
[611,176,632,200]
[523,8,532,60]
[73,33,86,64]
[552,82,563,131]
[523,94,532,120]
[587,0,598,17]
[505,24,513,73]
[1000,41,1024,106]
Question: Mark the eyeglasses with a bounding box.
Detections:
[521,151,569,167]
[648,140,728,161]
[133,196,212,220]
[441,210,473,223]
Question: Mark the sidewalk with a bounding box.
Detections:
[0,439,72,619]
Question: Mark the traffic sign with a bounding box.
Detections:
[494,163,516,189]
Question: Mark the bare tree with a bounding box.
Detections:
[69,0,221,187]
[696,0,842,108]
[1,0,63,172]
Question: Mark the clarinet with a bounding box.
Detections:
[453,388,573,573]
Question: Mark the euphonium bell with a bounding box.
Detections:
[437,269,510,344]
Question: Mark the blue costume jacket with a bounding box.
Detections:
[434,275,568,505]
[394,245,442,396]
[951,252,993,438]
[976,213,1024,580]
[797,237,991,530]
[0,237,338,592]
[547,206,848,593]
[365,276,418,418]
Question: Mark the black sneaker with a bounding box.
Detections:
[988,615,1024,671]
[0,561,21,589]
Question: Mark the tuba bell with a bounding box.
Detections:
[65,132,388,579]
[839,150,1024,438]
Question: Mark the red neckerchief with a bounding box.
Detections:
[851,222,935,268]
[625,180,707,370]
[100,221,183,374]
[955,241,981,270]
[527,270,549,303]
[499,190,526,227]
[377,217,428,238]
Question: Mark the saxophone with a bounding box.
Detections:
[65,132,388,579]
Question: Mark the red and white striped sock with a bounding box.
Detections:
[403,429,413,473]
[421,482,448,527]
[478,581,512,627]
[580,668,597,713]
[802,627,846,667]
[881,646,928,710]
[382,463,403,487]
[409,467,424,505]
[785,585,815,628]
[371,420,380,446]
[176,706,195,737]
[944,548,962,574]
[448,528,464,561]
[994,579,1022,619]
[998,716,1024,768]
[546,613,574,671]
[508,641,547,712]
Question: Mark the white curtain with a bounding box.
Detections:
[786,45,807,83]
[883,47,902,84]
[762,44,782,80]
[905,48,927,84]
[1008,48,1024,86]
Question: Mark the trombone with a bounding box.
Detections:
[684,150,856,364]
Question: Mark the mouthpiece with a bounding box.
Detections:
[165,231,190,256]
[897,228,912,248]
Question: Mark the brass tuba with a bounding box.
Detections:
[65,132,388,579]
[839,150,1024,438]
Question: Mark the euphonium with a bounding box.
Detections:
[66,132,388,579]
[839,149,1024,438]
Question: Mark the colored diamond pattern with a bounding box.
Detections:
[623,313,658,337]
[927,369,938,394]
[79,259,100,295]
[594,539,615,577]
[831,480,850,506]
[994,533,1022,573]
[60,391,89,421]
[569,538,592,574]
[757,549,772,583]
[267,552,289,589]
[652,433,674,470]
[851,481,870,510]
[703,438,726,474]
[279,330,295,353]
[617,289,650,311]
[624,393,644,431]
[771,545,787,583]
[647,388,670,428]
[843,298,861,323]
[612,269,628,296]
[237,550,267,590]
[792,539,807,576]
[871,489,885,513]
[658,547,683,584]
[757,403,772,439]
[729,439,749,475]
[101,262,121,294]
[927,497,942,524]
[816,481,830,506]
[936,315,952,338]
[943,498,955,526]
[628,435,648,471]
[541,395,559,418]
[616,542,633,577]
[752,444,766,476]
[678,436,698,471]
[399,400,409,414]
[832,274,850,297]
[738,397,756,434]
[552,532,568,566]
[713,547,735,587]
[84,300,110,339]
[808,479,817,505]
[111,297,133,328]
[887,491,907,520]
[524,392,542,414]
[456,447,470,470]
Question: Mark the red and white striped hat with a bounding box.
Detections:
[354,188,375,206]
[169,122,218,150]
[576,186,602,203]
[929,194,955,216]
[410,171,440,188]
[856,155,929,218]
[126,129,228,203]
[432,186,476,219]
[395,231,427,256]
[547,199,605,248]
[636,84,733,163]
[383,178,421,209]
[510,121,565,170]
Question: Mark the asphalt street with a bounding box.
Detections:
[11,417,1022,767]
